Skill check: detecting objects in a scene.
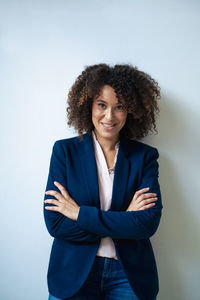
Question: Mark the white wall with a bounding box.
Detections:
[1,1,200,299]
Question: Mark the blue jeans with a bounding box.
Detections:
[48,256,157,300]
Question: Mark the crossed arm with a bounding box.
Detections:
[45,183,157,220]
[43,141,162,242]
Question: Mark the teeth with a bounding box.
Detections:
[103,124,114,127]
[102,123,115,127]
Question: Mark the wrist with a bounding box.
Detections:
[74,206,80,221]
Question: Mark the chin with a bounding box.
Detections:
[95,127,120,139]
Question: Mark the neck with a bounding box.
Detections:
[93,129,119,152]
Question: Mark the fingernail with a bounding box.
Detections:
[54,181,57,184]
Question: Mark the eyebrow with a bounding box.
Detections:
[96,99,121,104]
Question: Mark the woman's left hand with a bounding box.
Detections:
[44,181,80,221]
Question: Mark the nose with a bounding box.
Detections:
[105,107,114,121]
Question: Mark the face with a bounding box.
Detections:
[92,85,127,142]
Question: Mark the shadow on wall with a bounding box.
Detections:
[143,93,200,300]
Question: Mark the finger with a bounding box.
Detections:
[54,181,70,199]
[45,205,61,212]
[134,187,149,200]
[137,197,157,208]
[134,187,150,198]
[145,197,158,203]
[44,199,59,206]
[139,193,157,199]
[137,195,158,203]
[45,190,64,201]
[136,193,157,203]
[133,187,150,201]
[139,203,156,210]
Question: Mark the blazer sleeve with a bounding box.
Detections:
[43,141,101,243]
[77,147,163,240]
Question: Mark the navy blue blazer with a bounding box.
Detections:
[43,132,163,300]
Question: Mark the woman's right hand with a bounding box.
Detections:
[126,187,158,211]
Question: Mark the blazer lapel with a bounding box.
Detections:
[80,133,101,208]
[110,136,130,211]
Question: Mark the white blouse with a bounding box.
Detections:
[92,130,119,260]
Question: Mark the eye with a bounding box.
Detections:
[98,103,106,108]
[116,105,124,111]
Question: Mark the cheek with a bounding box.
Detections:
[92,107,101,121]
[119,112,127,125]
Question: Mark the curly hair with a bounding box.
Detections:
[66,63,160,141]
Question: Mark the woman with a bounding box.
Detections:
[44,63,162,300]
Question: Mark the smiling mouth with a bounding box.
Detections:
[100,122,117,129]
